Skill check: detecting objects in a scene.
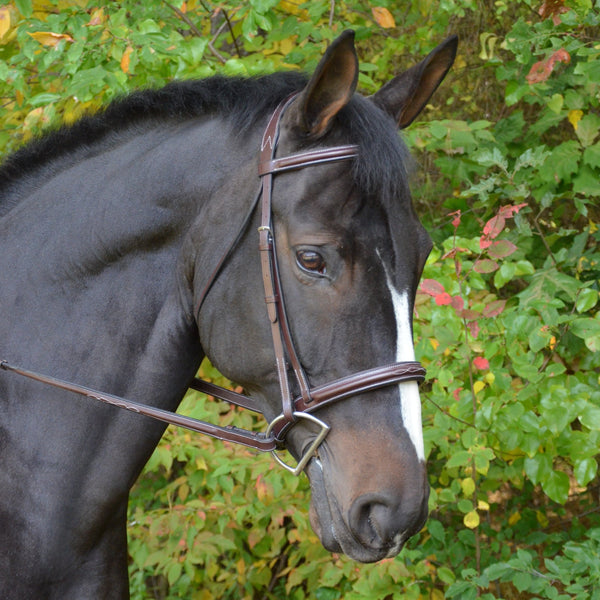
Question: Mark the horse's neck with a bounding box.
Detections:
[2,118,255,407]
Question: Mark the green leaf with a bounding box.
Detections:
[583,142,600,168]
[137,19,161,34]
[573,166,600,197]
[576,288,598,313]
[540,140,580,182]
[447,450,472,469]
[28,93,61,107]
[14,0,33,17]
[529,327,551,352]
[524,454,552,485]
[584,334,600,352]
[427,519,446,543]
[485,562,512,580]
[513,571,533,592]
[547,93,563,114]
[437,566,456,584]
[494,262,516,288]
[579,404,600,430]
[574,457,598,486]
[570,317,600,339]
[474,147,508,169]
[574,55,600,82]
[541,470,570,504]
[167,561,182,586]
[575,113,600,147]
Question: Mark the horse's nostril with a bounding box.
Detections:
[348,493,402,549]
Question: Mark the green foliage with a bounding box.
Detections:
[1,0,599,598]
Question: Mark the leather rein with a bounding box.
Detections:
[1,95,426,475]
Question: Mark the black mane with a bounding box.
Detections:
[0,71,410,208]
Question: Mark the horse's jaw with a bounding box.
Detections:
[304,452,429,563]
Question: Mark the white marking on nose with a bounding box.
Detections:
[384,276,425,461]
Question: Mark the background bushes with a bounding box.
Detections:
[1,0,598,597]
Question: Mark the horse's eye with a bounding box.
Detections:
[296,249,326,275]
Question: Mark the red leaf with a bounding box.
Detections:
[442,247,469,260]
[435,292,453,306]
[527,59,553,84]
[448,209,461,229]
[487,240,517,259]
[468,321,480,338]
[453,387,463,402]
[498,203,527,218]
[474,258,499,273]
[451,296,465,311]
[482,299,506,318]
[549,48,571,67]
[483,215,506,239]
[460,309,481,321]
[480,236,492,250]
[473,357,490,370]
[526,49,570,84]
[421,279,445,296]
[539,0,569,25]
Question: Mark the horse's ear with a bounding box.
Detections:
[292,30,358,137]
[372,35,458,129]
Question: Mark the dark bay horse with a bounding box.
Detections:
[0,31,456,598]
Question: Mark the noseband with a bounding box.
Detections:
[1,95,425,475]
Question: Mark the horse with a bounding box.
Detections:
[0,30,456,598]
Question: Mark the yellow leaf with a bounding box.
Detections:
[429,338,440,350]
[508,511,521,526]
[279,37,294,55]
[478,500,490,511]
[464,510,480,529]
[87,7,105,27]
[473,380,485,394]
[28,31,74,47]
[461,477,476,497]
[372,6,396,28]
[121,46,133,74]
[568,109,583,131]
[0,6,10,40]
[178,482,189,502]
[278,0,310,18]
[236,558,245,576]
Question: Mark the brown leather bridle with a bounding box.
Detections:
[1,95,426,475]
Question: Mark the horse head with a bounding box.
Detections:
[193,31,457,562]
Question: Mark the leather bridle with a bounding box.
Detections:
[1,94,426,475]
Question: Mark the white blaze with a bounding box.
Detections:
[387,282,425,461]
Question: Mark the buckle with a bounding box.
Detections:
[265,412,330,476]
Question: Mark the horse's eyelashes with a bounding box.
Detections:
[296,249,327,275]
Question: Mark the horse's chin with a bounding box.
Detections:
[305,460,406,563]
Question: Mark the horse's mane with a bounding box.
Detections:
[0,71,410,210]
